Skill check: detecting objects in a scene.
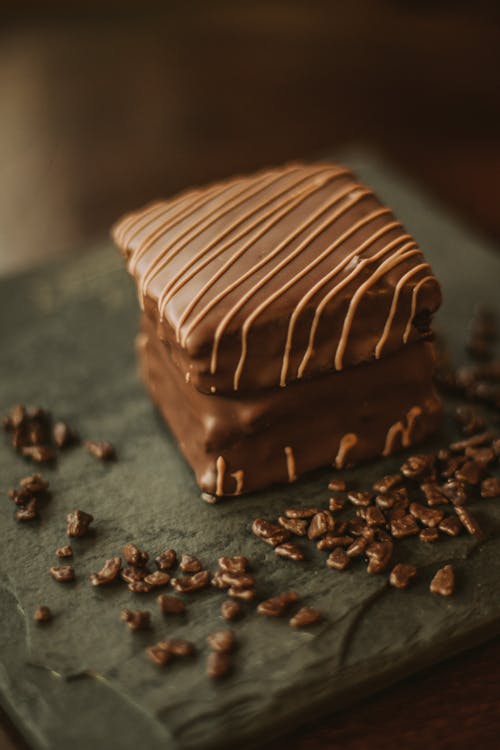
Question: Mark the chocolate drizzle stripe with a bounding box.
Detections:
[334,245,421,370]
[374,263,430,359]
[182,178,360,354]
[139,173,281,305]
[284,446,297,482]
[402,275,437,344]
[113,201,167,249]
[335,433,358,468]
[216,455,226,495]
[231,470,244,495]
[279,209,395,386]
[382,405,422,456]
[173,167,348,341]
[223,186,373,390]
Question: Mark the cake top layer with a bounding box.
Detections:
[112,162,441,393]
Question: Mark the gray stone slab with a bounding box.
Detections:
[0,154,499,750]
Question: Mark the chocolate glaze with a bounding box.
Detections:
[139,314,442,496]
[112,162,441,395]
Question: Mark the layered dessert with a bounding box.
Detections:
[112,161,442,495]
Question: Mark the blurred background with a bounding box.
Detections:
[0,0,499,276]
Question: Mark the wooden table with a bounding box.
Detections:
[1,2,499,748]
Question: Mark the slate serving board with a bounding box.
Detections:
[1,154,499,750]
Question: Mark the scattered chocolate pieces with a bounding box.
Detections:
[430,564,455,596]
[34,605,52,623]
[50,565,75,583]
[179,554,202,573]
[56,544,73,558]
[206,629,235,653]
[289,607,323,628]
[89,556,122,586]
[171,570,210,593]
[257,591,299,617]
[84,440,116,461]
[389,563,417,589]
[157,594,186,614]
[221,599,243,621]
[120,609,151,631]
[155,548,177,571]
[122,543,149,567]
[66,509,94,538]
[207,651,231,679]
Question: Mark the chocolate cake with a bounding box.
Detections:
[112,162,442,495]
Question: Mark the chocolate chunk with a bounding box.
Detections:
[326,548,350,570]
[207,629,235,653]
[144,571,170,588]
[328,495,346,512]
[454,460,483,486]
[21,445,56,463]
[121,566,147,584]
[146,644,172,668]
[328,478,346,492]
[218,571,255,589]
[163,639,196,657]
[366,540,393,574]
[227,586,255,600]
[66,509,94,537]
[122,543,149,567]
[307,510,334,540]
[15,499,37,521]
[441,479,469,506]
[157,594,186,614]
[207,651,231,679]
[455,506,483,537]
[257,591,299,617]
[89,556,122,585]
[346,536,368,557]
[347,491,373,507]
[50,565,75,583]
[317,534,353,550]
[19,473,49,493]
[278,516,308,536]
[56,544,73,558]
[373,474,403,493]
[52,421,78,448]
[438,515,463,537]
[419,527,440,543]
[217,556,249,574]
[389,563,417,589]
[274,542,305,561]
[128,580,152,593]
[84,440,116,461]
[171,570,210,593]
[34,605,52,623]
[481,477,500,498]
[401,454,436,480]
[420,482,449,507]
[390,515,420,538]
[252,518,290,546]
[120,609,151,631]
[365,506,386,527]
[375,489,408,510]
[430,565,455,596]
[179,554,202,573]
[290,607,323,628]
[221,599,243,621]
[155,548,177,571]
[409,502,444,528]
[284,507,320,519]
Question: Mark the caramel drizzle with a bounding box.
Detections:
[215,455,226,496]
[223,187,372,390]
[279,211,397,386]
[382,406,422,456]
[374,263,430,359]
[179,168,349,348]
[230,470,244,495]
[335,433,358,469]
[157,165,341,335]
[138,170,289,306]
[402,275,436,344]
[284,446,297,482]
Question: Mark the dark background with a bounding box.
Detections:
[1,2,500,749]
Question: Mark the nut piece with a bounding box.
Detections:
[401,454,435,479]
[284,507,319,519]
[347,491,373,507]
[85,440,116,460]
[89,556,122,586]
[289,607,323,628]
[122,543,149,567]
[50,565,75,583]
[144,571,171,588]
[366,541,393,574]
[438,516,463,537]
[307,511,335,540]
[221,599,243,621]
[419,527,440,543]
[373,474,403,493]
[390,515,420,539]
[257,591,299,617]
[278,516,308,536]
[155,548,177,571]
[481,477,500,498]
[170,570,210,593]
[157,594,186,614]
[56,545,73,558]
[53,421,78,448]
[217,556,249,574]
[389,563,417,589]
[206,629,235,653]
[252,518,290,546]
[207,651,231,679]
[455,506,484,537]
[409,502,444,528]
[179,554,202,573]
[34,605,52,623]
[328,478,347,492]
[120,609,151,631]
[274,542,305,561]
[430,564,455,596]
[66,509,94,538]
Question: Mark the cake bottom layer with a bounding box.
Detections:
[139,315,442,496]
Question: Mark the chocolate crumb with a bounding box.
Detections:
[122,543,149,567]
[144,571,171,588]
[430,564,455,596]
[120,609,151,631]
[307,510,335,540]
[481,477,500,498]
[179,554,202,573]
[171,570,210,593]
[89,556,122,586]
[157,594,186,614]
[221,599,243,621]
[278,516,308,536]
[326,548,350,570]
[66,509,94,538]
[289,607,323,628]
[419,527,440,543]
[56,544,73,558]
[274,542,305,561]
[207,629,235,653]
[257,591,299,617]
[328,478,346,492]
[455,506,484,537]
[50,565,75,583]
[84,440,116,461]
[207,651,231,679]
[155,548,177,571]
[389,563,418,589]
[34,605,52,623]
